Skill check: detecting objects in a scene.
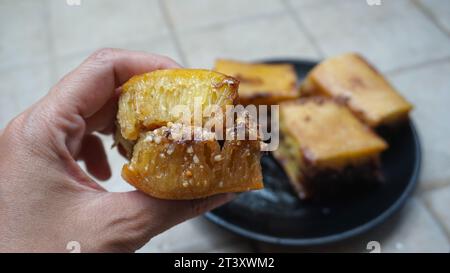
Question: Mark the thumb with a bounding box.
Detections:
[94,191,235,252]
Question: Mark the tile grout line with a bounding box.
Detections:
[41,31,177,70]
[419,194,450,245]
[175,10,287,35]
[419,182,450,194]
[158,0,188,66]
[386,56,450,76]
[411,0,450,38]
[282,0,325,58]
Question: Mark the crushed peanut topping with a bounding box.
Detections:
[214,154,223,162]
[193,154,200,164]
[166,144,175,155]
[144,134,154,142]
[186,146,193,154]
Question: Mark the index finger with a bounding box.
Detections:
[47,48,180,127]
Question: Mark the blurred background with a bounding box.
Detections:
[0,0,449,252]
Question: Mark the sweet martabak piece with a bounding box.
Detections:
[116,69,263,200]
[118,69,238,140]
[215,59,299,105]
[273,98,388,199]
[121,124,263,200]
[300,53,413,127]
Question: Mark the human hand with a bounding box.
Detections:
[0,48,234,253]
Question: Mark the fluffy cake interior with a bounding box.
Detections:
[118,69,239,140]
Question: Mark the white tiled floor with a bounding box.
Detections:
[417,0,450,35]
[164,0,285,31]
[389,60,450,190]
[1,0,449,253]
[256,198,450,253]
[424,185,450,238]
[290,0,450,72]
[52,33,182,81]
[0,62,53,126]
[48,0,169,57]
[344,198,449,253]
[178,13,321,68]
[0,1,50,70]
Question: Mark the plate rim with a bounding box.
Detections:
[204,58,422,246]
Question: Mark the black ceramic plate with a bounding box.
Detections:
[205,59,421,246]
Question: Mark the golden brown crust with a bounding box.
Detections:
[278,97,387,167]
[300,53,413,127]
[274,97,387,199]
[214,59,299,105]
